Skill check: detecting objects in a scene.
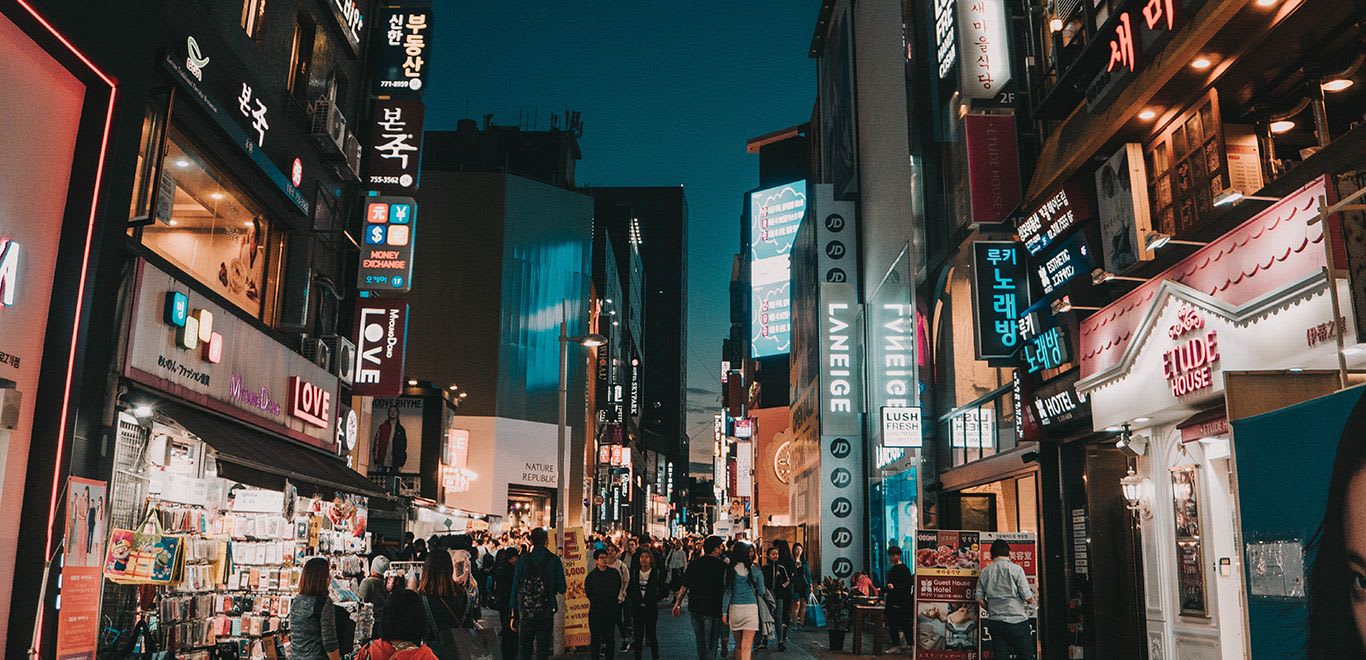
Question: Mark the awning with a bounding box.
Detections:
[1177,407,1230,444]
[158,401,387,499]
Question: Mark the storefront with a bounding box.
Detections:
[101,259,385,654]
[1075,176,1356,659]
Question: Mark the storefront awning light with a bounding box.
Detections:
[1190,57,1213,70]
[1270,120,1296,134]
[1322,79,1354,92]
[1138,109,1158,121]
[1120,468,1152,519]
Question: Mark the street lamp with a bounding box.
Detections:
[558,318,607,537]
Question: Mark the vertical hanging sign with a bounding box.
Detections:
[364,99,425,195]
[971,241,1027,362]
[372,4,432,96]
[358,196,417,292]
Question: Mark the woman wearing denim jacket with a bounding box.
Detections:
[290,557,341,660]
[720,541,765,660]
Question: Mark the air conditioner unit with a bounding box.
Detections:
[321,335,356,386]
[299,336,331,372]
[340,131,362,182]
[310,100,346,157]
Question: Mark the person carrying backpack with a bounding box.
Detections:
[355,590,441,660]
[510,527,567,660]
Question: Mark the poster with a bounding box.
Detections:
[57,477,107,658]
[1170,465,1207,616]
[1095,143,1154,274]
[914,530,982,659]
[978,532,1039,659]
[561,527,592,647]
[370,396,423,474]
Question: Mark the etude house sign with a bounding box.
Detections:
[124,261,340,450]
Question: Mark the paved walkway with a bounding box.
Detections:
[484,605,909,660]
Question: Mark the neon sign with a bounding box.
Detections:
[1106,0,1179,73]
[1162,308,1219,397]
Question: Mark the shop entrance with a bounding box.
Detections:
[506,485,555,531]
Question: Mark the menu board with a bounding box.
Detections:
[914,530,1039,660]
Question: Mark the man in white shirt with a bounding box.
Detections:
[976,538,1037,660]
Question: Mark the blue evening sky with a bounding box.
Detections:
[427,1,820,471]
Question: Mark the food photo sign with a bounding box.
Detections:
[914,529,1038,659]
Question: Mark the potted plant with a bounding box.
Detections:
[813,576,853,651]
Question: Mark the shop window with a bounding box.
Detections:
[287,14,316,102]
[134,124,283,319]
[240,0,267,40]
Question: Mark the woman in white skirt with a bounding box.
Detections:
[721,541,766,660]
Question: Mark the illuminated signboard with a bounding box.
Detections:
[1086,0,1194,110]
[358,196,417,292]
[956,0,1012,100]
[0,237,18,307]
[364,99,425,195]
[1028,370,1090,429]
[1033,232,1093,298]
[934,0,956,79]
[1163,307,1220,397]
[353,298,408,397]
[950,407,995,449]
[750,181,807,358]
[327,0,366,54]
[881,406,923,448]
[1016,182,1093,256]
[971,241,1028,361]
[1021,325,1070,375]
[373,5,432,96]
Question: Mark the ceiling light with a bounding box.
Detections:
[1254,0,1277,6]
[1134,417,1151,423]
[407,379,418,386]
[1322,79,1354,93]
[175,159,190,168]
[460,392,468,399]
[1191,57,1212,70]
[132,405,153,419]
[448,385,458,391]
[1288,367,1304,373]
[210,192,224,200]
[1270,120,1295,134]
[168,220,177,226]
[1104,425,1122,433]
[1049,17,1063,32]
[1138,109,1158,121]
[242,221,254,227]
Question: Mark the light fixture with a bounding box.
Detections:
[1254,0,1278,6]
[1091,268,1146,285]
[1104,425,1123,433]
[1134,417,1152,423]
[1288,367,1304,373]
[448,385,458,391]
[1049,17,1063,32]
[1144,231,1208,251]
[612,320,620,326]
[459,392,468,399]
[1051,296,1101,315]
[1322,79,1355,93]
[1120,468,1153,518]
[132,405,153,419]
[210,192,224,200]
[175,159,190,168]
[1270,120,1296,134]
[407,379,418,386]
[1213,189,1279,207]
[1138,109,1158,121]
[168,220,178,226]
[605,298,613,304]
[577,333,608,348]
[242,221,254,228]
[1191,57,1212,70]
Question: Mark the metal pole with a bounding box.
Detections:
[1320,194,1352,390]
[558,317,569,535]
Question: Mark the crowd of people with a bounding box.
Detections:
[290,528,1035,660]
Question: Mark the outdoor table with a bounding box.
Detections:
[851,604,885,655]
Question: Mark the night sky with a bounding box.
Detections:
[428,2,821,472]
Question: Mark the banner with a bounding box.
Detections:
[913,529,1038,660]
[561,527,592,647]
[57,477,107,658]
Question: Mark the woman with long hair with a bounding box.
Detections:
[1308,413,1366,657]
[418,549,470,635]
[354,590,440,659]
[627,548,668,660]
[290,557,341,660]
[789,543,812,628]
[492,546,521,660]
[721,541,765,660]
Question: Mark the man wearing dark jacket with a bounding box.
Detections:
[885,545,915,653]
[586,548,624,660]
[511,528,567,660]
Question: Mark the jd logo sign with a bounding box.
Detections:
[830,467,852,488]
[832,527,854,548]
[831,497,853,518]
[832,557,853,579]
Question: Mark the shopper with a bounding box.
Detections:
[672,536,727,660]
[721,541,765,660]
[290,557,341,660]
[354,590,440,659]
[884,545,914,653]
[789,543,811,628]
[492,547,521,660]
[760,545,791,651]
[667,540,688,592]
[511,527,567,660]
[586,548,624,660]
[608,544,632,650]
[417,548,471,659]
[627,548,667,660]
[358,555,392,638]
[976,539,1037,660]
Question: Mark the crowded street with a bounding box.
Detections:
[1,0,1364,658]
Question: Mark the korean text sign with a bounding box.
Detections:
[358,196,417,292]
[372,5,432,96]
[972,241,1028,361]
[364,99,425,195]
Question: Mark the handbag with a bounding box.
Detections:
[104,511,184,585]
[807,603,827,627]
[421,595,460,660]
[450,590,495,660]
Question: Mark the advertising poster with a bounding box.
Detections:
[370,397,423,474]
[561,527,592,647]
[978,532,1038,660]
[914,530,982,659]
[1095,143,1154,274]
[750,181,807,358]
[1170,465,1207,616]
[57,477,107,658]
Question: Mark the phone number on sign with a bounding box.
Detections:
[156,355,210,386]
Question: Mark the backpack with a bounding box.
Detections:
[517,553,555,620]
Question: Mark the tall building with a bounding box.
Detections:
[403,122,594,532]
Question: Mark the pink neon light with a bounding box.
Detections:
[15,0,118,645]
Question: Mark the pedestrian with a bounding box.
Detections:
[417,548,471,657]
[627,548,668,660]
[673,535,727,660]
[358,555,392,639]
[353,590,441,659]
[586,548,624,660]
[789,543,811,628]
[511,527,567,660]
[609,544,632,651]
[976,538,1037,660]
[760,545,791,651]
[411,538,429,563]
[399,532,417,561]
[290,557,341,660]
[492,547,521,660]
[884,545,914,653]
[721,541,765,660]
[667,540,688,593]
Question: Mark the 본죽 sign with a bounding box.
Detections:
[358,196,417,292]
[364,99,425,195]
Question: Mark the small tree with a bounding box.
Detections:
[813,575,853,630]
